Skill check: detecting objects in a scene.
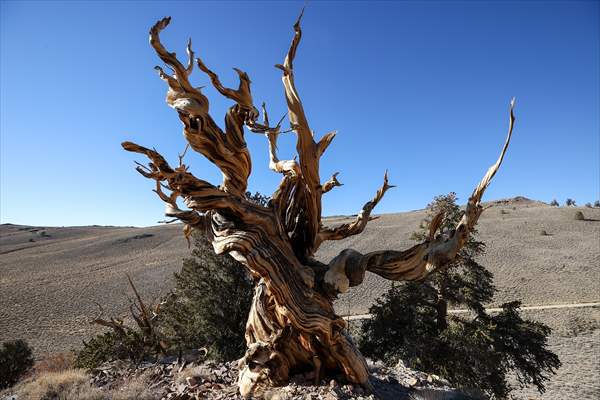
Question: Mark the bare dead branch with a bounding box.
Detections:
[150,17,254,197]
[157,218,179,224]
[196,57,257,120]
[317,131,336,158]
[471,98,516,207]
[323,100,517,293]
[317,171,393,246]
[178,143,190,167]
[122,141,238,213]
[150,17,201,97]
[185,38,194,76]
[427,211,445,241]
[322,172,343,193]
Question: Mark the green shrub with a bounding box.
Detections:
[76,193,264,368]
[75,330,151,369]
[550,199,559,207]
[359,193,560,398]
[574,211,585,221]
[0,339,34,389]
[155,192,265,360]
[565,198,576,206]
[157,231,253,361]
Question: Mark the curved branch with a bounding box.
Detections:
[275,9,323,255]
[196,57,257,119]
[123,141,240,213]
[471,97,516,206]
[164,203,205,228]
[260,103,301,177]
[149,17,256,197]
[123,140,276,240]
[275,8,317,179]
[164,203,207,246]
[185,38,194,76]
[317,131,336,158]
[323,100,516,294]
[317,171,393,247]
[150,17,208,115]
[322,172,343,193]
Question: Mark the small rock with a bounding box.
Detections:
[186,376,197,387]
[407,377,418,386]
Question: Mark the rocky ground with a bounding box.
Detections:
[2,351,476,400]
[1,198,598,399]
[65,358,475,399]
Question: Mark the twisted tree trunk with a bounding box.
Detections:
[123,11,516,398]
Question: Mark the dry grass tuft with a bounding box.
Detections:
[15,369,102,400]
[110,370,162,400]
[10,368,163,400]
[34,351,76,374]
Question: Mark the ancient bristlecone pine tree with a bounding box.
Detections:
[123,13,516,397]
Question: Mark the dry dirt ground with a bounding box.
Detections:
[1,198,598,398]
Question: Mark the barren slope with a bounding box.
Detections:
[0,223,188,354]
[1,198,598,356]
[321,199,600,315]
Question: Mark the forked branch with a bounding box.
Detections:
[150,17,257,197]
[150,17,208,116]
[317,171,394,247]
[122,142,239,213]
[260,103,301,177]
[196,57,257,120]
[322,172,343,193]
[275,9,324,252]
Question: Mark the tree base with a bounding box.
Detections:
[237,281,371,398]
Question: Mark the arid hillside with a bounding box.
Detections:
[321,198,600,314]
[1,197,599,399]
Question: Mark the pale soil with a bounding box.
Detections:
[0,223,186,355]
[1,198,598,399]
[320,200,600,315]
[507,307,600,400]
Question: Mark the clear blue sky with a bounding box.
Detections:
[1,1,598,227]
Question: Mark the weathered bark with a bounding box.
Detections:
[123,12,516,398]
